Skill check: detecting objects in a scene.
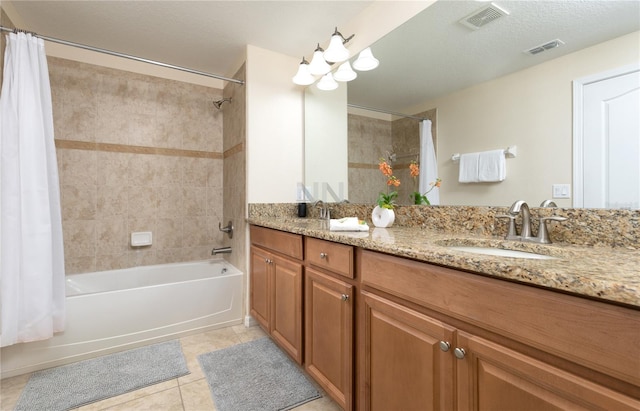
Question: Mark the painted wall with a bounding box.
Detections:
[245,45,304,203]
[406,31,640,207]
[305,84,348,202]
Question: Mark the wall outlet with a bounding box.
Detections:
[552,184,571,199]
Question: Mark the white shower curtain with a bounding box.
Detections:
[419,119,439,205]
[0,32,65,347]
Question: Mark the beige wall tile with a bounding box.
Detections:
[96,185,128,219]
[96,217,128,255]
[95,253,129,272]
[156,218,183,249]
[97,152,130,187]
[59,149,97,187]
[61,185,97,220]
[157,187,183,218]
[49,58,225,274]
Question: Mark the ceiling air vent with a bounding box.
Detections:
[525,39,565,55]
[459,3,509,30]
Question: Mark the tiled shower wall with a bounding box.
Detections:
[347,114,392,204]
[347,109,437,205]
[392,108,437,204]
[222,64,246,274]
[49,57,226,274]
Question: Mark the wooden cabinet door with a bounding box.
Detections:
[361,291,455,411]
[456,331,640,411]
[305,267,354,411]
[249,246,270,331]
[271,254,303,364]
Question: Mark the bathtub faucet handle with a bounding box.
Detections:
[218,221,234,239]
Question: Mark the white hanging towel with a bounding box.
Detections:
[458,152,480,183]
[478,149,506,182]
[419,120,439,204]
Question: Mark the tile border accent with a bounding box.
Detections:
[223,142,244,159]
[349,162,410,170]
[55,139,223,159]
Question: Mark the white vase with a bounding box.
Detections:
[371,205,395,228]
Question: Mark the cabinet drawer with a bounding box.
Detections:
[250,225,303,260]
[358,249,640,387]
[306,237,354,279]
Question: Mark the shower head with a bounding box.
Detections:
[212,97,232,109]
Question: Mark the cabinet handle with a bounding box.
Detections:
[265,258,273,264]
[341,294,349,302]
[320,252,328,259]
[454,347,466,360]
[439,341,451,352]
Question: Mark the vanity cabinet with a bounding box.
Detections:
[305,237,355,411]
[358,249,640,411]
[249,226,303,364]
[361,291,455,410]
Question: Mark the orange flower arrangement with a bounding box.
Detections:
[377,158,400,209]
[409,161,442,205]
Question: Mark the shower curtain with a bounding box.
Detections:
[419,119,440,205]
[0,32,65,347]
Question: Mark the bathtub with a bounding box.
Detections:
[0,259,243,379]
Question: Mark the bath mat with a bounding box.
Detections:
[198,337,321,411]
[14,340,189,411]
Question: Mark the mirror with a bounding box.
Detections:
[304,0,640,208]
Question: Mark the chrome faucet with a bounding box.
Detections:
[211,246,232,255]
[509,200,533,239]
[497,200,566,244]
[312,200,330,220]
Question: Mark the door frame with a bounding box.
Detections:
[572,63,640,207]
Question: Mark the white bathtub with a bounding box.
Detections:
[0,259,243,378]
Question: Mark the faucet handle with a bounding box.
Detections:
[536,216,567,244]
[496,214,518,239]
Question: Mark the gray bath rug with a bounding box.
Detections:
[15,340,189,411]
[198,337,321,411]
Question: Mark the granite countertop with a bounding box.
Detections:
[248,217,640,309]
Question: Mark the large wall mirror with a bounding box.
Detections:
[304,0,640,208]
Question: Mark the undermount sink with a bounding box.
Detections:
[448,246,558,260]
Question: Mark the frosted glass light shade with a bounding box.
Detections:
[317,72,338,91]
[333,61,357,82]
[292,61,315,85]
[309,50,331,75]
[324,34,350,63]
[353,47,379,71]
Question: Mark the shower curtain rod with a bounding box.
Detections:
[0,26,245,85]
[347,103,428,121]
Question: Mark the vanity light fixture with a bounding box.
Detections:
[323,27,354,63]
[292,56,315,86]
[308,43,332,75]
[352,47,379,71]
[333,61,357,82]
[317,72,339,91]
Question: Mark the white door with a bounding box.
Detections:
[573,64,640,209]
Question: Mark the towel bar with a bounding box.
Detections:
[451,145,517,162]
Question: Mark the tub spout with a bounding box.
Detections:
[211,246,232,255]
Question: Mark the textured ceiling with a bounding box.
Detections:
[349,0,640,113]
[4,0,640,113]
[5,0,373,78]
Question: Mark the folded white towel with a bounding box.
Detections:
[329,217,370,232]
[458,152,480,183]
[478,149,506,182]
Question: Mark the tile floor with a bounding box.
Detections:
[0,324,342,411]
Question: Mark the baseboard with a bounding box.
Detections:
[244,315,257,327]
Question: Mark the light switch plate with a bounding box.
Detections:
[552,184,571,199]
